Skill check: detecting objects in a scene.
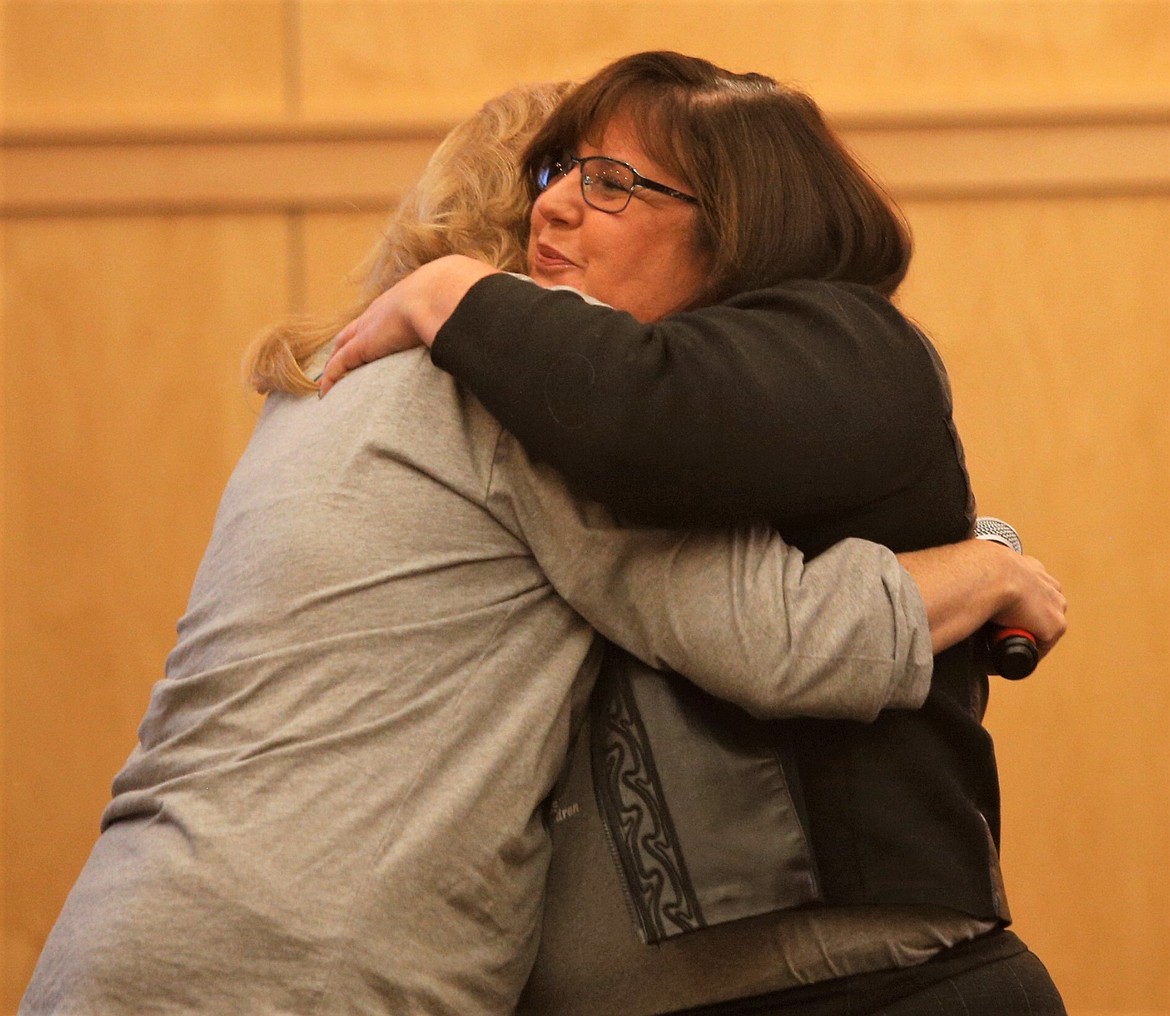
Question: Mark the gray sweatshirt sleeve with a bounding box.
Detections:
[487,431,932,722]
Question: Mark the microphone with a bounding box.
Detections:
[974,516,1039,680]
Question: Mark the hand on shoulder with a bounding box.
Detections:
[318,256,499,395]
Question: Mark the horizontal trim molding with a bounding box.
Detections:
[847,116,1170,200]
[0,131,448,217]
[3,110,1169,216]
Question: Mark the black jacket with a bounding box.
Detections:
[433,275,1008,938]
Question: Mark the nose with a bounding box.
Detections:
[533,164,585,225]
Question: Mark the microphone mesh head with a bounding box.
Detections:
[974,516,1022,553]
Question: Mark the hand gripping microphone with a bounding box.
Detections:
[974,516,1040,680]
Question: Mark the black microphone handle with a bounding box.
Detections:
[974,516,1040,680]
[988,628,1039,681]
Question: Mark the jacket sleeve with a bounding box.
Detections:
[487,431,933,722]
[432,273,946,529]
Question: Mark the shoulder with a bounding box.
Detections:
[717,280,918,335]
[674,281,934,377]
[318,348,504,474]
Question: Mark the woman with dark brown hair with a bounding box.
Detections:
[20,74,1060,1016]
[321,51,1068,1015]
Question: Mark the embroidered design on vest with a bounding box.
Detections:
[591,661,704,942]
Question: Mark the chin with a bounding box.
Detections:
[533,268,583,292]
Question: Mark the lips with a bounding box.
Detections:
[533,241,579,271]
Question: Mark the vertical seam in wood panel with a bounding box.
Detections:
[288,212,306,315]
[282,0,303,119]
[284,0,306,317]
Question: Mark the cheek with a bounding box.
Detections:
[525,210,543,270]
[575,217,709,319]
[643,241,710,310]
[609,238,676,291]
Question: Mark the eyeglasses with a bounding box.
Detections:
[533,152,700,214]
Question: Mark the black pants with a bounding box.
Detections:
[669,930,1066,1016]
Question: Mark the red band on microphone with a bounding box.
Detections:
[990,627,1035,645]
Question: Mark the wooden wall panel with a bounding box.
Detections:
[1,214,286,1005]
[297,0,1170,123]
[0,129,445,217]
[6,117,1167,220]
[6,0,1169,131]
[898,195,1170,1009]
[301,209,394,316]
[1,0,290,129]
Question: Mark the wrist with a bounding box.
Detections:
[898,538,1022,653]
[412,256,499,347]
[981,540,1026,619]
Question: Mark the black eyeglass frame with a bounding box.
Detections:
[534,152,700,213]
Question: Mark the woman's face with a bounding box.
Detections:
[526,116,710,322]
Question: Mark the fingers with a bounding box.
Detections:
[988,552,1068,661]
[1019,556,1068,656]
[332,319,358,353]
[316,282,428,396]
[314,318,355,395]
[1041,587,1069,654]
[318,321,380,395]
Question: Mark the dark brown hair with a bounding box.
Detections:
[523,51,910,304]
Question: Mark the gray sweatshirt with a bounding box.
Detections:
[22,349,930,1015]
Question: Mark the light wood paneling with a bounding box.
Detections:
[0,218,10,1010]
[845,112,1170,198]
[7,0,1169,131]
[898,193,1170,1009]
[0,125,444,216]
[1,213,286,1005]
[0,126,445,216]
[1,0,290,129]
[4,115,1169,217]
[301,209,394,315]
[298,0,1170,123]
[1078,1011,1170,1016]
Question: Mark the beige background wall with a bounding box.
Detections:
[3,2,1168,1013]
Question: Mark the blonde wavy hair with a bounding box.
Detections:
[244,81,574,395]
